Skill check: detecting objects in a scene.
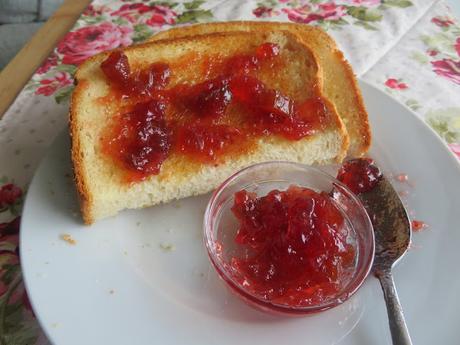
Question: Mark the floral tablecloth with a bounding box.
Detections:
[0,0,459,343]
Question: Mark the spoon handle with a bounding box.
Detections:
[376,269,413,345]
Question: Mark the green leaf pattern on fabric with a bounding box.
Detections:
[133,23,154,43]
[347,7,383,22]
[426,108,460,143]
[254,0,413,31]
[54,85,75,104]
[176,9,213,24]
[382,0,413,8]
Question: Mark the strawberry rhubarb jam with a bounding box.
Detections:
[228,185,356,307]
[99,43,331,182]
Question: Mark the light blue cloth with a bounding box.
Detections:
[0,23,44,68]
[0,0,63,23]
[0,0,63,69]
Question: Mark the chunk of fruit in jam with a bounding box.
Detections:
[101,51,130,86]
[175,123,242,162]
[336,158,383,194]
[225,42,280,75]
[174,77,232,118]
[101,51,170,96]
[225,55,258,75]
[102,98,171,181]
[230,186,355,305]
[230,75,327,139]
[256,42,280,60]
[129,63,170,96]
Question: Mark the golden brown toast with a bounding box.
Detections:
[70,30,349,224]
[149,21,370,157]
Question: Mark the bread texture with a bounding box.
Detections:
[149,21,370,157]
[70,30,349,224]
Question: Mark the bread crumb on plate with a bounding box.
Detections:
[61,234,76,245]
[159,243,175,252]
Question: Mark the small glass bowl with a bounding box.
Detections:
[203,161,375,315]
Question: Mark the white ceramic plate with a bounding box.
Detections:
[21,82,460,345]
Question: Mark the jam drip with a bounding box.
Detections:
[411,220,427,232]
[337,158,383,194]
[100,44,330,181]
[230,186,356,306]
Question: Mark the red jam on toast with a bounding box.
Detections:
[100,43,331,182]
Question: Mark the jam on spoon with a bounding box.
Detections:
[336,158,383,194]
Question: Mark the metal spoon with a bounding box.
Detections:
[357,177,413,345]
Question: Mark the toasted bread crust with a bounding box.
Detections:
[296,26,371,156]
[69,80,94,224]
[337,50,371,153]
[149,21,371,156]
[321,97,349,163]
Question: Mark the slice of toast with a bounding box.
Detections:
[70,30,349,224]
[148,21,370,157]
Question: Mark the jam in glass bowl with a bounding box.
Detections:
[203,161,374,315]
